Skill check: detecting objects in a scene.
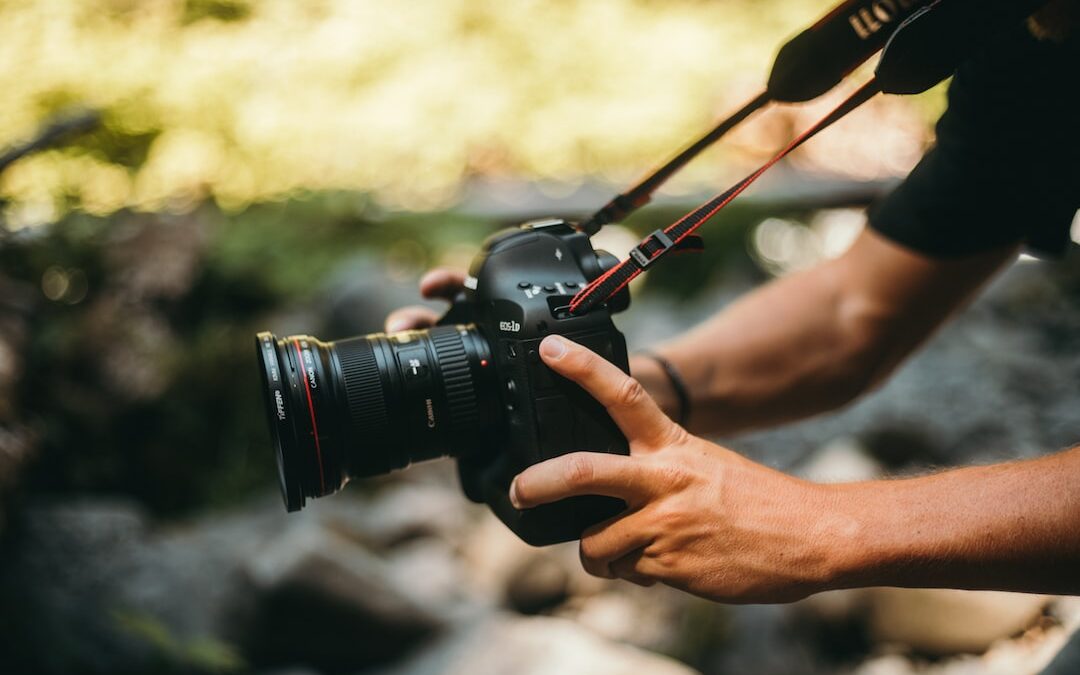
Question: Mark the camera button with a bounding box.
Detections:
[543,285,556,293]
[505,342,518,358]
[564,281,578,288]
[517,281,531,289]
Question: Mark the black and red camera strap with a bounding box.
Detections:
[569,78,881,315]
[569,0,1053,316]
[577,0,941,236]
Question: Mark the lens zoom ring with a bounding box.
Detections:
[430,327,479,430]
[335,338,390,435]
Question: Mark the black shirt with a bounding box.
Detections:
[869,27,1080,258]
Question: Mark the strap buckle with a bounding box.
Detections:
[629,229,675,269]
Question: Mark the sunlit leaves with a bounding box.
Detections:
[0,0,942,226]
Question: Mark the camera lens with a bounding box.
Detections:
[255,325,496,511]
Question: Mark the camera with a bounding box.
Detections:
[255,218,632,545]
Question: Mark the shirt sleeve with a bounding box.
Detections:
[869,27,1080,258]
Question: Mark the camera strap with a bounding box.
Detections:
[568,78,881,315]
[569,0,1054,316]
[577,0,937,236]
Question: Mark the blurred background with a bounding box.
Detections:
[1,1,1078,674]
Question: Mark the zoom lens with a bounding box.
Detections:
[256,325,496,511]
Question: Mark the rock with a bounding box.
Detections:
[318,481,474,550]
[383,537,478,621]
[559,587,706,658]
[715,258,1080,473]
[853,599,1080,674]
[797,437,883,483]
[0,499,165,673]
[503,553,572,615]
[462,511,604,612]
[366,614,700,675]
[237,515,445,672]
[0,496,450,674]
[866,588,1050,655]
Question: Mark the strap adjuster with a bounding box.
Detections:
[629,229,675,269]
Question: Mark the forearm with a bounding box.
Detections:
[634,257,876,436]
[820,446,1080,595]
[632,230,1016,436]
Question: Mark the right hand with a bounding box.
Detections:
[384,268,468,333]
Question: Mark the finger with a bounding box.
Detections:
[609,548,658,585]
[509,452,654,509]
[579,515,654,579]
[419,268,468,301]
[539,335,679,447]
[622,572,657,587]
[385,306,440,333]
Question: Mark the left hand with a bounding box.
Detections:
[510,335,844,604]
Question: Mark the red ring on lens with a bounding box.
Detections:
[293,339,326,494]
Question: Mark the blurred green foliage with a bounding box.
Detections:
[0,0,940,227]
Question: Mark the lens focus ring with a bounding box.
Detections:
[430,326,479,431]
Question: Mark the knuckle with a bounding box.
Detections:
[512,476,534,505]
[648,461,689,490]
[613,376,648,409]
[579,535,599,561]
[649,548,677,572]
[579,541,611,578]
[563,454,595,488]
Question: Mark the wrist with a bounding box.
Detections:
[804,481,888,593]
[812,479,929,592]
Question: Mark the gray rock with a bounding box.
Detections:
[865,589,1050,656]
[502,552,572,615]
[739,260,1080,471]
[796,437,883,483]
[318,481,474,550]
[365,614,700,675]
[0,496,449,674]
[239,521,443,672]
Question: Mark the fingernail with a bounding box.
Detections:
[509,478,522,508]
[386,319,408,333]
[540,335,567,360]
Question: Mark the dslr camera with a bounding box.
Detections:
[256,218,631,545]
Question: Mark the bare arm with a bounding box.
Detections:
[636,228,1019,435]
[829,445,1080,595]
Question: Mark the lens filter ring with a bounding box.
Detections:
[255,331,306,511]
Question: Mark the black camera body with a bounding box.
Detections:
[255,218,631,545]
[445,218,631,545]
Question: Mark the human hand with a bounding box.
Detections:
[384,268,467,333]
[509,335,842,603]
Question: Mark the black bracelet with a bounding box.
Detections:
[637,351,690,427]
